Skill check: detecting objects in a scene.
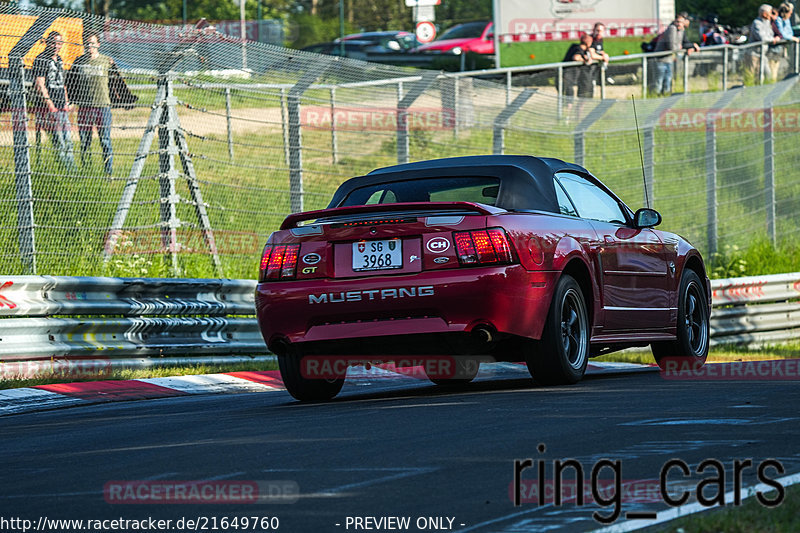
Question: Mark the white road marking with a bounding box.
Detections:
[592,470,800,532]
[136,374,281,394]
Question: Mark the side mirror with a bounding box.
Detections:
[485,33,494,40]
[634,208,662,228]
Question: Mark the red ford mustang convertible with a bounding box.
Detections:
[256,155,710,401]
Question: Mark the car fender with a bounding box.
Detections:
[551,235,602,329]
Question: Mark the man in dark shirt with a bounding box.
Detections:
[562,33,594,98]
[33,31,77,171]
[589,23,611,90]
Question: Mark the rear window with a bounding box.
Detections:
[339,177,501,207]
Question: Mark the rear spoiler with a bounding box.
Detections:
[280,202,501,230]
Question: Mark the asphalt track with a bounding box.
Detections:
[1,363,799,533]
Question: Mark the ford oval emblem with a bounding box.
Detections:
[302,253,321,265]
[426,236,451,253]
[433,256,450,264]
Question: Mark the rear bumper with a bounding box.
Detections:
[255,265,558,351]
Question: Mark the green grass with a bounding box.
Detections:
[644,484,800,533]
[500,37,646,67]
[0,359,278,390]
[595,342,800,365]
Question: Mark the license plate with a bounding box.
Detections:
[352,239,403,271]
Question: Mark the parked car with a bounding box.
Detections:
[256,155,710,401]
[412,21,494,55]
[301,40,372,61]
[337,30,420,52]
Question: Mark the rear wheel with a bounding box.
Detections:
[526,274,589,385]
[277,348,345,402]
[425,356,480,386]
[651,269,709,369]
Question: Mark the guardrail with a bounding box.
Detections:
[0,272,797,377]
[0,277,265,367]
[710,272,800,346]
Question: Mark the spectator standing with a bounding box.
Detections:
[33,32,77,171]
[777,3,799,41]
[71,32,115,175]
[652,13,699,95]
[562,33,594,98]
[749,4,783,81]
[589,23,610,89]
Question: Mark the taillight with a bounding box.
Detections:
[453,228,514,266]
[259,244,301,281]
[454,232,477,264]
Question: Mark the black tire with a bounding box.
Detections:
[651,269,709,369]
[425,356,480,386]
[526,274,589,385]
[277,348,345,402]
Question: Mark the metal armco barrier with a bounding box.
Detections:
[0,276,264,364]
[0,273,797,373]
[710,272,800,346]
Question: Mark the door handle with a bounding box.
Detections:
[604,235,615,243]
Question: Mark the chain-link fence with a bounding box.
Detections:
[2,5,800,279]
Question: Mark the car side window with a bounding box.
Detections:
[554,180,578,217]
[555,172,627,224]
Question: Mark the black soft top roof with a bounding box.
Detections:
[327,155,591,213]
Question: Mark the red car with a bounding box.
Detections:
[256,155,710,401]
[412,21,494,55]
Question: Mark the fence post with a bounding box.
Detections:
[762,78,798,245]
[287,65,327,213]
[760,44,766,84]
[453,77,460,138]
[723,46,728,91]
[764,106,776,245]
[9,58,36,274]
[705,111,718,258]
[557,65,563,120]
[225,87,234,161]
[396,81,407,164]
[159,76,181,276]
[641,96,681,209]
[704,89,741,257]
[683,53,690,93]
[795,40,799,74]
[505,70,512,106]
[599,63,606,100]
[573,101,613,167]
[280,87,290,167]
[396,71,439,165]
[641,56,648,99]
[492,89,535,155]
[330,87,338,164]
